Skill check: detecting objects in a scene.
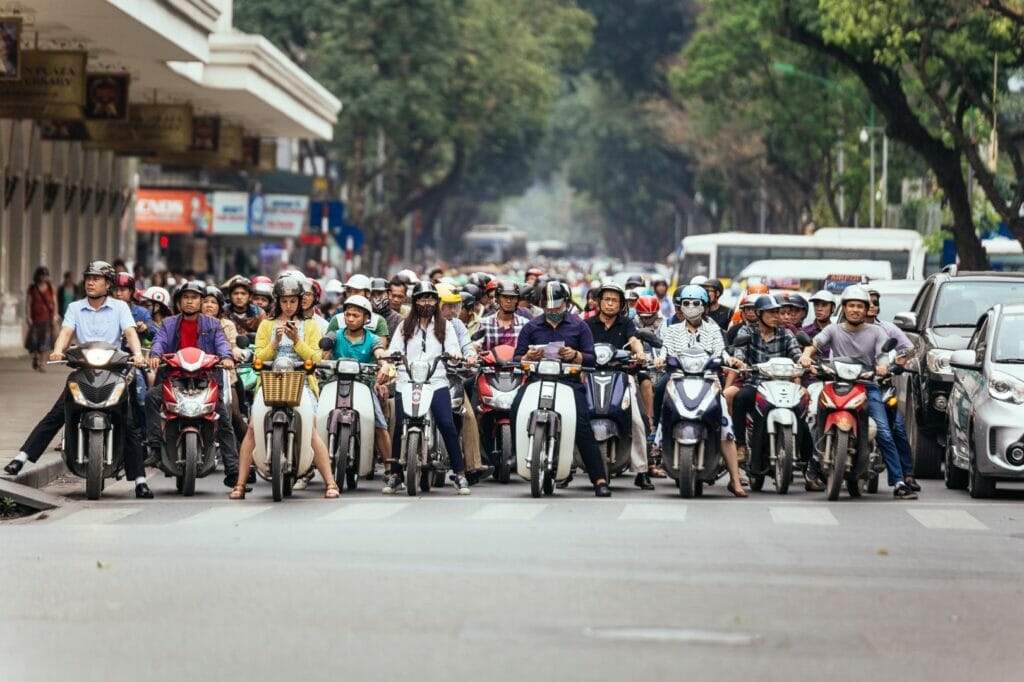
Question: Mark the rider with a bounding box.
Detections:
[476,280,530,351]
[142,286,172,330]
[385,282,472,495]
[725,294,760,346]
[585,282,653,490]
[657,285,749,497]
[5,261,152,498]
[700,278,733,330]
[302,278,329,333]
[224,276,266,337]
[331,274,390,342]
[370,277,403,337]
[201,286,250,447]
[650,275,675,319]
[804,290,836,340]
[778,292,807,333]
[250,276,274,314]
[111,272,154,344]
[513,281,613,497]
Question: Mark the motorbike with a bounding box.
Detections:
[744,358,808,494]
[577,343,638,480]
[155,347,227,496]
[315,337,378,492]
[51,342,135,500]
[661,347,726,498]
[475,344,524,484]
[391,351,454,496]
[514,358,582,498]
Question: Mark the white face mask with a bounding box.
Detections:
[682,304,704,321]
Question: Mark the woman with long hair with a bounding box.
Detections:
[25,267,58,372]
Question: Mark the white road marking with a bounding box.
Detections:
[319,502,410,521]
[54,508,141,525]
[907,509,988,530]
[619,504,688,522]
[180,505,273,525]
[469,503,546,520]
[769,506,839,526]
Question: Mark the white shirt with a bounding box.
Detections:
[662,318,725,358]
[388,319,461,388]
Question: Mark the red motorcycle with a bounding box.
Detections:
[475,344,525,483]
[158,347,225,496]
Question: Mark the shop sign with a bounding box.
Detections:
[135,189,208,234]
[86,104,193,153]
[0,50,86,119]
[209,192,250,235]
[253,194,309,237]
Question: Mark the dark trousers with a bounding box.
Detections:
[652,373,670,428]
[511,382,606,485]
[19,386,146,480]
[391,387,465,474]
[144,384,240,479]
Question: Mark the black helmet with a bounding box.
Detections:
[782,292,808,311]
[624,274,645,289]
[203,285,225,307]
[273,275,304,299]
[411,281,439,300]
[174,280,206,307]
[460,291,476,308]
[463,283,484,303]
[754,294,784,314]
[495,279,520,297]
[596,281,626,306]
[225,276,252,294]
[538,281,571,309]
[370,277,389,293]
[83,260,116,282]
[701,278,724,295]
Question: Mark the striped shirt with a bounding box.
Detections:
[662,318,725,358]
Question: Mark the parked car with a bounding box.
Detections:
[894,267,1024,477]
[946,303,1024,497]
[864,278,924,324]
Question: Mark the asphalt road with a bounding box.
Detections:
[3,470,1023,682]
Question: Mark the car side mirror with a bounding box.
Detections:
[949,349,979,370]
[893,312,917,332]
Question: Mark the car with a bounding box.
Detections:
[945,303,1024,497]
[863,278,924,324]
[894,268,1024,477]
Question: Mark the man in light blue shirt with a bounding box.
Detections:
[4,261,154,498]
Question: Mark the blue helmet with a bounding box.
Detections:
[754,294,784,313]
[673,284,709,306]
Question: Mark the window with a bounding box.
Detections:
[992,314,1024,362]
[933,281,1024,327]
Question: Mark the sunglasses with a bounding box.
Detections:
[678,301,704,308]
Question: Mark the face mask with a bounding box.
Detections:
[416,303,436,318]
[372,295,389,313]
[682,305,704,321]
[545,311,566,324]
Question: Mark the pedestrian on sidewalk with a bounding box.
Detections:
[25,266,58,372]
[58,271,78,319]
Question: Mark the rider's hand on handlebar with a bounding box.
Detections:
[726,356,745,369]
[220,358,235,370]
[875,364,889,377]
[147,356,161,372]
[523,347,543,361]
[653,356,665,370]
[49,351,64,362]
[798,355,813,368]
[634,350,648,364]
[132,354,146,368]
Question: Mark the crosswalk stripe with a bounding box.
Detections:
[319,502,410,521]
[180,506,274,525]
[469,503,546,520]
[907,509,988,530]
[769,506,838,526]
[55,508,141,525]
[619,504,688,522]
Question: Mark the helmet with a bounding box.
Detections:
[309,279,323,301]
[411,281,439,300]
[809,290,836,306]
[597,282,626,306]
[840,285,871,306]
[273,275,304,299]
[225,276,252,294]
[395,269,419,285]
[252,281,274,299]
[173,280,206,307]
[294,276,313,296]
[463,283,484,303]
[325,279,344,295]
[143,286,171,310]
[342,295,373,318]
[746,283,770,295]
[740,294,761,309]
[782,292,808,311]
[673,284,709,306]
[345,274,372,291]
[754,294,784,314]
[624,274,645,289]
[83,260,116,282]
[650,274,668,287]
[636,295,660,316]
[538,281,571,309]
[485,279,499,292]
[112,272,135,291]
[626,289,640,303]
[701,278,724,295]
[526,267,544,278]
[460,291,476,308]
[370,277,389,293]
[495,279,520,297]
[252,275,273,287]
[690,275,709,286]
[436,283,461,305]
[203,285,225,307]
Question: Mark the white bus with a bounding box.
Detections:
[462,224,528,263]
[674,228,926,283]
[981,236,1024,271]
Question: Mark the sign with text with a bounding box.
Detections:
[254,194,309,237]
[86,103,193,154]
[0,50,86,119]
[135,189,209,234]
[209,192,250,235]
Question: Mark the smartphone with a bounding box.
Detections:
[286,320,297,329]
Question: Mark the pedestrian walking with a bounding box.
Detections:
[25,266,58,372]
[58,271,78,319]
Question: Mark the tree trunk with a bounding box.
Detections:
[929,148,988,269]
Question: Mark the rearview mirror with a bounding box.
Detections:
[949,349,979,370]
[795,331,812,347]
[635,328,663,349]
[319,335,335,352]
[732,333,751,349]
[893,312,917,332]
[470,328,485,342]
[235,335,250,349]
[881,337,898,353]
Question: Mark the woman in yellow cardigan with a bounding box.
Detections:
[230,276,339,499]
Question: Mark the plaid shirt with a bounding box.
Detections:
[733,325,802,383]
[477,313,527,352]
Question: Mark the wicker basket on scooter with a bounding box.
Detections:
[260,371,306,407]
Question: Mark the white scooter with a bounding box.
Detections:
[515,358,580,498]
[391,351,452,496]
[315,337,377,491]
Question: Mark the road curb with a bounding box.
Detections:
[0,475,67,511]
[1,452,69,491]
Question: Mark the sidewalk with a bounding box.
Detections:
[0,358,71,488]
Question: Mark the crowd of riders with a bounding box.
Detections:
[4,259,921,501]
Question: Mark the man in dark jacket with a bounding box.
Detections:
[144,281,239,487]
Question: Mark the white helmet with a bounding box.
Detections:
[342,295,373,318]
[143,286,171,309]
[689,275,708,286]
[396,269,420,285]
[345,274,372,291]
[809,290,836,306]
[325,278,344,295]
[840,285,871,305]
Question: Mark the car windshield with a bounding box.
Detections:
[933,281,1024,327]
[876,292,918,324]
[993,314,1024,362]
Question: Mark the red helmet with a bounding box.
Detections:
[636,295,660,316]
[485,279,499,292]
[113,272,135,290]
[309,279,323,301]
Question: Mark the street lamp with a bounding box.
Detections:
[859,124,888,228]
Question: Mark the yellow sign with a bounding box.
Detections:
[0,50,86,119]
[155,124,247,169]
[85,104,193,154]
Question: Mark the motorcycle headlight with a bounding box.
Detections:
[758,359,801,379]
[175,394,214,417]
[594,346,614,366]
[272,357,293,372]
[537,360,561,377]
[490,393,514,410]
[336,360,361,375]
[988,371,1024,404]
[83,348,116,367]
[926,349,953,377]
[621,390,631,410]
[409,361,430,384]
[834,361,863,382]
[681,354,708,374]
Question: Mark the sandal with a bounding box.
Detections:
[648,465,668,479]
[728,479,749,498]
[325,483,341,499]
[229,484,246,500]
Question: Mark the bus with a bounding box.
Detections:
[673,228,926,284]
[462,224,528,263]
[982,236,1024,271]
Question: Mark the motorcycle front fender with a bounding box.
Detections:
[80,411,111,431]
[673,421,704,445]
[825,410,857,434]
[765,408,795,435]
[591,418,619,442]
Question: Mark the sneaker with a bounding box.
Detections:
[904,476,921,492]
[382,473,401,495]
[451,474,471,495]
[894,482,918,500]
[804,474,825,492]
[292,477,308,491]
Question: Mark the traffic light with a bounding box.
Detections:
[159,235,169,249]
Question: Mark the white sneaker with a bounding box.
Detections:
[451,474,471,495]
[292,477,308,491]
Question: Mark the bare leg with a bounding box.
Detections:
[374,428,393,469]
[639,378,654,430]
[230,423,255,498]
[723,385,740,415]
[310,430,338,490]
[721,439,748,497]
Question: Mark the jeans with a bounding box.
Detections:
[891,411,913,478]
[144,384,240,479]
[391,387,465,474]
[866,384,906,486]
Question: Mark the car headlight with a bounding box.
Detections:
[83,348,116,366]
[926,349,953,377]
[988,371,1024,404]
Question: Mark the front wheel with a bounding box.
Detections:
[270,424,285,502]
[497,424,513,484]
[181,431,199,497]
[333,424,353,490]
[677,442,697,499]
[529,429,547,499]
[825,430,850,501]
[773,428,794,495]
[405,431,421,497]
[944,436,968,490]
[86,430,104,501]
[968,455,996,499]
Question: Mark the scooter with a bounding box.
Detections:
[577,343,637,481]
[391,351,453,496]
[745,358,808,494]
[51,342,135,500]
[514,358,582,498]
[475,344,524,483]
[661,347,726,498]
[156,347,226,496]
[315,338,378,492]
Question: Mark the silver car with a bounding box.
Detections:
[946,303,1024,497]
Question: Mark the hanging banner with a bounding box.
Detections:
[0,50,86,119]
[84,74,129,120]
[253,194,309,237]
[85,103,193,154]
[209,192,250,235]
[135,189,209,234]
[0,17,22,81]
[192,116,220,151]
[156,123,244,169]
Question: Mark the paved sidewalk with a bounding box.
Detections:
[0,358,70,486]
